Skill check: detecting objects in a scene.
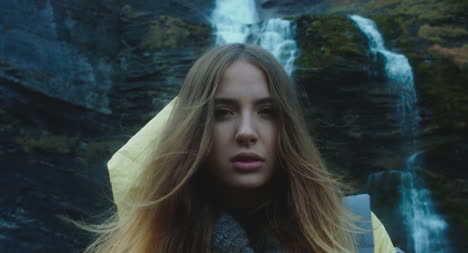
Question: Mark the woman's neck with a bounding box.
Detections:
[212,183,275,213]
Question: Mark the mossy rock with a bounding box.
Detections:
[333,0,468,21]
[294,14,369,75]
[369,14,418,53]
[141,15,211,51]
[416,55,468,130]
[348,10,468,132]
[15,130,79,155]
[328,0,468,43]
[418,24,468,44]
[78,139,123,162]
[370,14,409,41]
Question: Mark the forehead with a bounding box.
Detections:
[215,60,269,98]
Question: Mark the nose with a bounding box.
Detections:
[235,113,258,146]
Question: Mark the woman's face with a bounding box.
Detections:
[206,59,279,190]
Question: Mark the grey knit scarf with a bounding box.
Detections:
[212,213,282,253]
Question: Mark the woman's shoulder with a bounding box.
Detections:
[371,212,397,253]
[344,194,398,253]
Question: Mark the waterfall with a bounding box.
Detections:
[257,18,297,76]
[211,0,258,45]
[210,0,297,76]
[367,158,451,253]
[351,15,451,253]
[401,153,451,253]
[349,15,419,138]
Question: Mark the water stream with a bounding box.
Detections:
[210,0,297,76]
[257,18,297,76]
[350,15,451,253]
[211,0,258,45]
[349,15,419,138]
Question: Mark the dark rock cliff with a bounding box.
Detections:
[0,0,211,251]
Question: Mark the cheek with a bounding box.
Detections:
[212,124,229,148]
[266,124,280,168]
[262,122,279,150]
[207,124,230,167]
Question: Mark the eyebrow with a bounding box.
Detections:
[214,97,274,106]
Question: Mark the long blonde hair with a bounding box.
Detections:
[85,43,357,253]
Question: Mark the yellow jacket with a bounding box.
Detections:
[107,97,397,253]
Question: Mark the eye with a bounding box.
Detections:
[214,107,233,118]
[259,106,277,118]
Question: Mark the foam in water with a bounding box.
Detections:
[211,0,259,45]
[258,18,297,76]
[210,1,297,77]
[399,171,450,253]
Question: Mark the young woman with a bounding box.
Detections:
[87,44,397,252]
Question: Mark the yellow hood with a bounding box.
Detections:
[107,97,177,216]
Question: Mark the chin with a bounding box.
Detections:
[228,175,272,190]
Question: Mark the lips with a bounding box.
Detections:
[231,152,264,171]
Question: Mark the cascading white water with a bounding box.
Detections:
[401,152,451,253]
[258,18,297,76]
[350,15,451,253]
[211,0,258,45]
[349,15,418,138]
[210,0,298,76]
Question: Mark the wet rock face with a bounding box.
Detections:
[325,0,468,133]
[115,6,211,128]
[0,1,121,249]
[0,0,211,252]
[257,0,330,18]
[0,0,120,114]
[0,0,211,118]
[293,15,407,178]
[294,15,370,85]
[122,0,214,23]
[0,153,114,252]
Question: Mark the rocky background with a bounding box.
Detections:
[0,0,466,252]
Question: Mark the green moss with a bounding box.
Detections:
[418,25,468,43]
[344,1,468,129]
[16,131,78,155]
[326,0,467,23]
[370,14,416,53]
[326,4,360,14]
[362,0,465,21]
[371,15,409,40]
[362,0,401,13]
[417,57,468,128]
[141,15,211,50]
[294,15,367,69]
